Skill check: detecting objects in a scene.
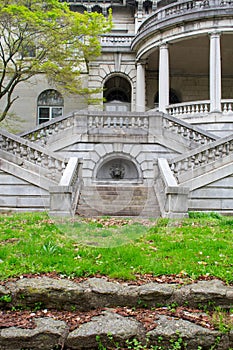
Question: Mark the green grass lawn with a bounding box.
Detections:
[0,212,232,283]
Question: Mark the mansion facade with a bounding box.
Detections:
[1,0,233,217]
[6,0,233,135]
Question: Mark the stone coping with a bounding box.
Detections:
[0,277,232,349]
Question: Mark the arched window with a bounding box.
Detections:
[37,89,64,125]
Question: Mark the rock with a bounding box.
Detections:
[80,277,139,308]
[137,282,175,307]
[7,277,86,311]
[0,285,11,308]
[147,315,223,350]
[66,310,145,349]
[0,317,68,350]
[177,280,233,308]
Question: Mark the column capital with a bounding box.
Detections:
[136,59,147,66]
[159,41,169,49]
[209,30,221,38]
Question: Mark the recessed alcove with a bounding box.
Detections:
[96,158,140,181]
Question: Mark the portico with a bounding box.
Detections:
[132,0,233,120]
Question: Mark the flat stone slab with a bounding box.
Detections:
[66,310,145,349]
[0,318,68,350]
[148,315,230,350]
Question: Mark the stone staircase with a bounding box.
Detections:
[76,184,161,217]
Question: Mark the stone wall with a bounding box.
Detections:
[0,171,49,212]
[188,175,233,214]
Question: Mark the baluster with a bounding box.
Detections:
[177,125,182,134]
[201,150,207,163]
[113,117,117,127]
[12,142,18,155]
[183,127,188,137]
[200,104,204,113]
[48,127,53,135]
[222,143,227,156]
[30,134,35,142]
[189,130,194,140]
[107,117,111,127]
[194,154,200,166]
[100,117,103,127]
[228,103,232,114]
[200,135,206,144]
[66,119,71,128]
[223,103,227,114]
[35,151,41,165]
[191,105,195,114]
[188,157,193,169]
[119,117,123,128]
[143,117,148,128]
[42,154,49,168]
[229,141,233,152]
[187,105,191,114]
[88,116,93,128]
[60,121,65,130]
[204,104,209,113]
[131,117,135,127]
[214,146,220,159]
[94,117,99,127]
[137,117,141,127]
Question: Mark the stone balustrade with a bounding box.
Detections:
[88,115,149,129]
[166,101,210,117]
[221,99,233,114]
[101,35,134,47]
[0,129,67,181]
[169,133,233,180]
[139,0,231,32]
[22,113,76,145]
[162,114,216,145]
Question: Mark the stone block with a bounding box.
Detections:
[0,318,68,350]
[66,311,145,349]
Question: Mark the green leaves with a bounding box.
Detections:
[0,0,112,121]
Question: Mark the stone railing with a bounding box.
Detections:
[88,115,149,129]
[101,35,134,48]
[21,113,76,145]
[166,100,210,117]
[50,158,83,216]
[0,129,67,182]
[155,158,189,218]
[162,114,216,145]
[169,133,233,181]
[138,0,232,32]
[222,99,233,114]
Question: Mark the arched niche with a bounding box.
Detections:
[96,157,139,181]
[104,75,132,112]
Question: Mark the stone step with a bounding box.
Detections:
[77,185,160,217]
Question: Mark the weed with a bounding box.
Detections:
[33,301,43,311]
[42,241,59,255]
[0,294,12,303]
[211,307,233,333]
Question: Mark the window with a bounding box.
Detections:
[37,89,64,124]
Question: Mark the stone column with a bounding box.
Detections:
[209,32,222,112]
[136,60,146,112]
[159,43,169,113]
